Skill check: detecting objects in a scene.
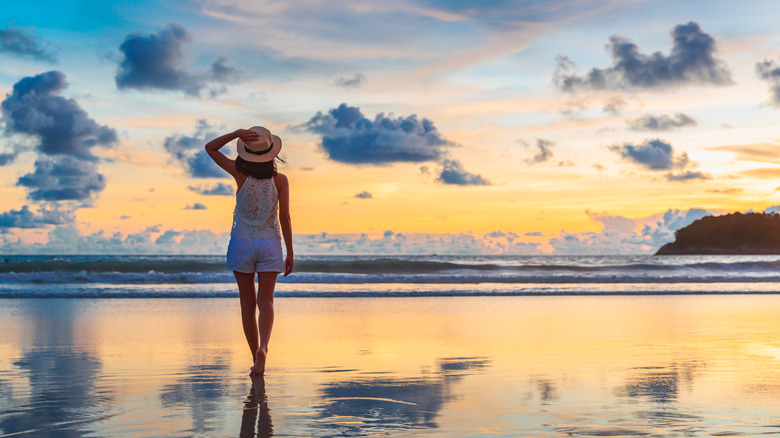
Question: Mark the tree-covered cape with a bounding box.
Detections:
[656,212,780,255]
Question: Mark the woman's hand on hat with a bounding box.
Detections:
[235,129,260,143]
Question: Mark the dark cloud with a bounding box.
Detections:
[1,71,116,204]
[335,73,366,88]
[354,191,373,199]
[1,71,118,159]
[0,27,56,62]
[756,58,780,106]
[609,139,708,182]
[17,157,106,202]
[115,22,241,97]
[666,170,709,181]
[187,182,234,196]
[524,138,555,165]
[555,22,731,92]
[437,159,490,186]
[0,205,74,228]
[0,152,18,166]
[163,119,226,178]
[629,113,697,131]
[609,139,689,171]
[296,103,453,165]
[183,203,207,210]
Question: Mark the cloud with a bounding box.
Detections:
[709,142,780,163]
[183,203,207,210]
[756,58,780,106]
[548,208,716,254]
[354,191,373,199]
[0,207,724,255]
[765,206,780,214]
[628,113,697,131]
[187,182,234,196]
[0,205,74,229]
[609,139,689,171]
[437,159,490,186]
[602,97,627,115]
[666,170,708,181]
[0,152,18,166]
[16,157,106,202]
[335,73,365,88]
[555,22,731,92]
[1,71,116,204]
[163,119,226,178]
[1,71,118,159]
[115,22,241,97]
[295,103,453,165]
[0,27,56,62]
[609,139,708,182]
[586,210,638,234]
[524,138,555,165]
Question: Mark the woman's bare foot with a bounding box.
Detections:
[249,347,267,376]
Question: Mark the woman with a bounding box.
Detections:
[205,126,293,376]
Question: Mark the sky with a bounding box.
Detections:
[2,0,780,255]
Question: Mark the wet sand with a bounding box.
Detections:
[2,295,780,437]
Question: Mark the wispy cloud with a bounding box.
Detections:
[187,182,234,196]
[163,120,226,178]
[523,138,556,165]
[628,113,697,131]
[335,73,365,88]
[0,26,56,62]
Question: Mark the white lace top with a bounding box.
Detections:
[230,176,282,242]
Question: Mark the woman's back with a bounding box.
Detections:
[230,176,281,241]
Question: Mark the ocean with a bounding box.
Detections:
[2,254,780,298]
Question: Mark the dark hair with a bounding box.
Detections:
[235,156,285,179]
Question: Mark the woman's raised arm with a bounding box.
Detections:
[205,129,260,178]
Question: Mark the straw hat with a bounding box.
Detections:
[236,126,282,162]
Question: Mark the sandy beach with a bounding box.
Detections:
[2,295,780,437]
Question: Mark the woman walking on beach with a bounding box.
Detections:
[205,127,293,376]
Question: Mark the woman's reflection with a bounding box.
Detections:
[240,376,273,437]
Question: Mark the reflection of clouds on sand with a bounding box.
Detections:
[615,362,700,404]
[315,357,489,433]
[0,300,111,437]
[533,378,559,403]
[0,350,108,437]
[159,358,233,435]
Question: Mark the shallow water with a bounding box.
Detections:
[1,296,780,437]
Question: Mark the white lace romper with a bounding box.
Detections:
[226,176,283,273]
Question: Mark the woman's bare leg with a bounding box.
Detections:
[234,271,260,366]
[251,272,278,376]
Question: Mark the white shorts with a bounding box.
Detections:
[226,237,283,273]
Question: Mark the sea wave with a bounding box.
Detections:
[3,254,780,285]
[2,282,779,298]
[4,271,780,285]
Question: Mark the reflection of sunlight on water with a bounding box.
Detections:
[2,297,780,436]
